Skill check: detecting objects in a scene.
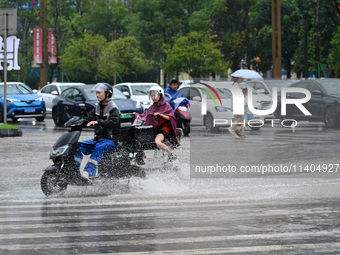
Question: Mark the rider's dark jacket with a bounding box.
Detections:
[92,99,121,143]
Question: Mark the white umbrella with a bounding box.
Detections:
[231,69,263,80]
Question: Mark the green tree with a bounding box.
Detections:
[292,0,339,78]
[123,0,190,82]
[163,32,227,78]
[188,0,256,72]
[80,0,128,41]
[0,0,40,86]
[249,0,301,77]
[48,0,90,82]
[97,36,151,83]
[329,26,340,76]
[59,34,107,83]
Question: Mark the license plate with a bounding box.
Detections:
[24,108,36,113]
[121,114,132,119]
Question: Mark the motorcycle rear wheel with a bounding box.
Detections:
[41,170,68,196]
[181,121,190,136]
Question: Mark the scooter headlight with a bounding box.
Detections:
[50,145,69,158]
[178,106,187,111]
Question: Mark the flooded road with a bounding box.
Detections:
[0,118,339,254]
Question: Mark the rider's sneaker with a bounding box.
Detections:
[168,153,177,162]
[81,171,90,181]
[82,171,99,180]
[235,129,241,137]
[176,128,183,137]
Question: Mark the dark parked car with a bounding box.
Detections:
[0,82,46,122]
[52,85,143,126]
[276,79,340,128]
[246,79,296,96]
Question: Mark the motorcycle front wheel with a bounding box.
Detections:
[41,170,68,196]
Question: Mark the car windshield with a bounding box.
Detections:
[113,88,128,99]
[200,87,232,99]
[317,80,340,95]
[131,85,154,95]
[84,88,98,101]
[60,86,72,92]
[265,80,294,91]
[0,84,32,95]
[83,87,128,100]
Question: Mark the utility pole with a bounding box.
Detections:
[40,0,48,89]
[271,0,282,79]
[0,8,17,124]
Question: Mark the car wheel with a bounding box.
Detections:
[204,113,218,132]
[273,107,281,119]
[275,106,294,127]
[324,107,338,128]
[0,106,3,122]
[52,108,63,126]
[35,115,45,122]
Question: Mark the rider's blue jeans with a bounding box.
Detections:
[74,139,116,177]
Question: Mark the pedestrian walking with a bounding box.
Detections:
[228,88,249,139]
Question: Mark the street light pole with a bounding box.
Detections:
[271,0,282,79]
[39,0,48,89]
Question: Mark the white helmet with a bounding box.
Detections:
[149,85,164,98]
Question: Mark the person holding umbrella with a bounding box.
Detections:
[230,69,264,81]
[228,69,263,138]
[228,88,248,138]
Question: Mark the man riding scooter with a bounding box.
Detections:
[164,79,184,102]
[164,79,191,136]
[74,83,121,180]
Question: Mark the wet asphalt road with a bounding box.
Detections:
[0,117,339,254]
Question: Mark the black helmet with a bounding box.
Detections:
[91,82,113,98]
[170,79,178,85]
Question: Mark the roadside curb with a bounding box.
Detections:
[0,128,23,137]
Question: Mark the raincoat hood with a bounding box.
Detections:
[164,86,184,100]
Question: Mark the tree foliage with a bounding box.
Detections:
[329,26,340,76]
[59,34,107,83]
[98,36,151,81]
[163,32,227,78]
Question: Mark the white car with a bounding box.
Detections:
[114,82,160,110]
[37,82,85,112]
[237,81,276,122]
[179,82,264,131]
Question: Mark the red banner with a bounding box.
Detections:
[48,28,57,64]
[33,28,42,64]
